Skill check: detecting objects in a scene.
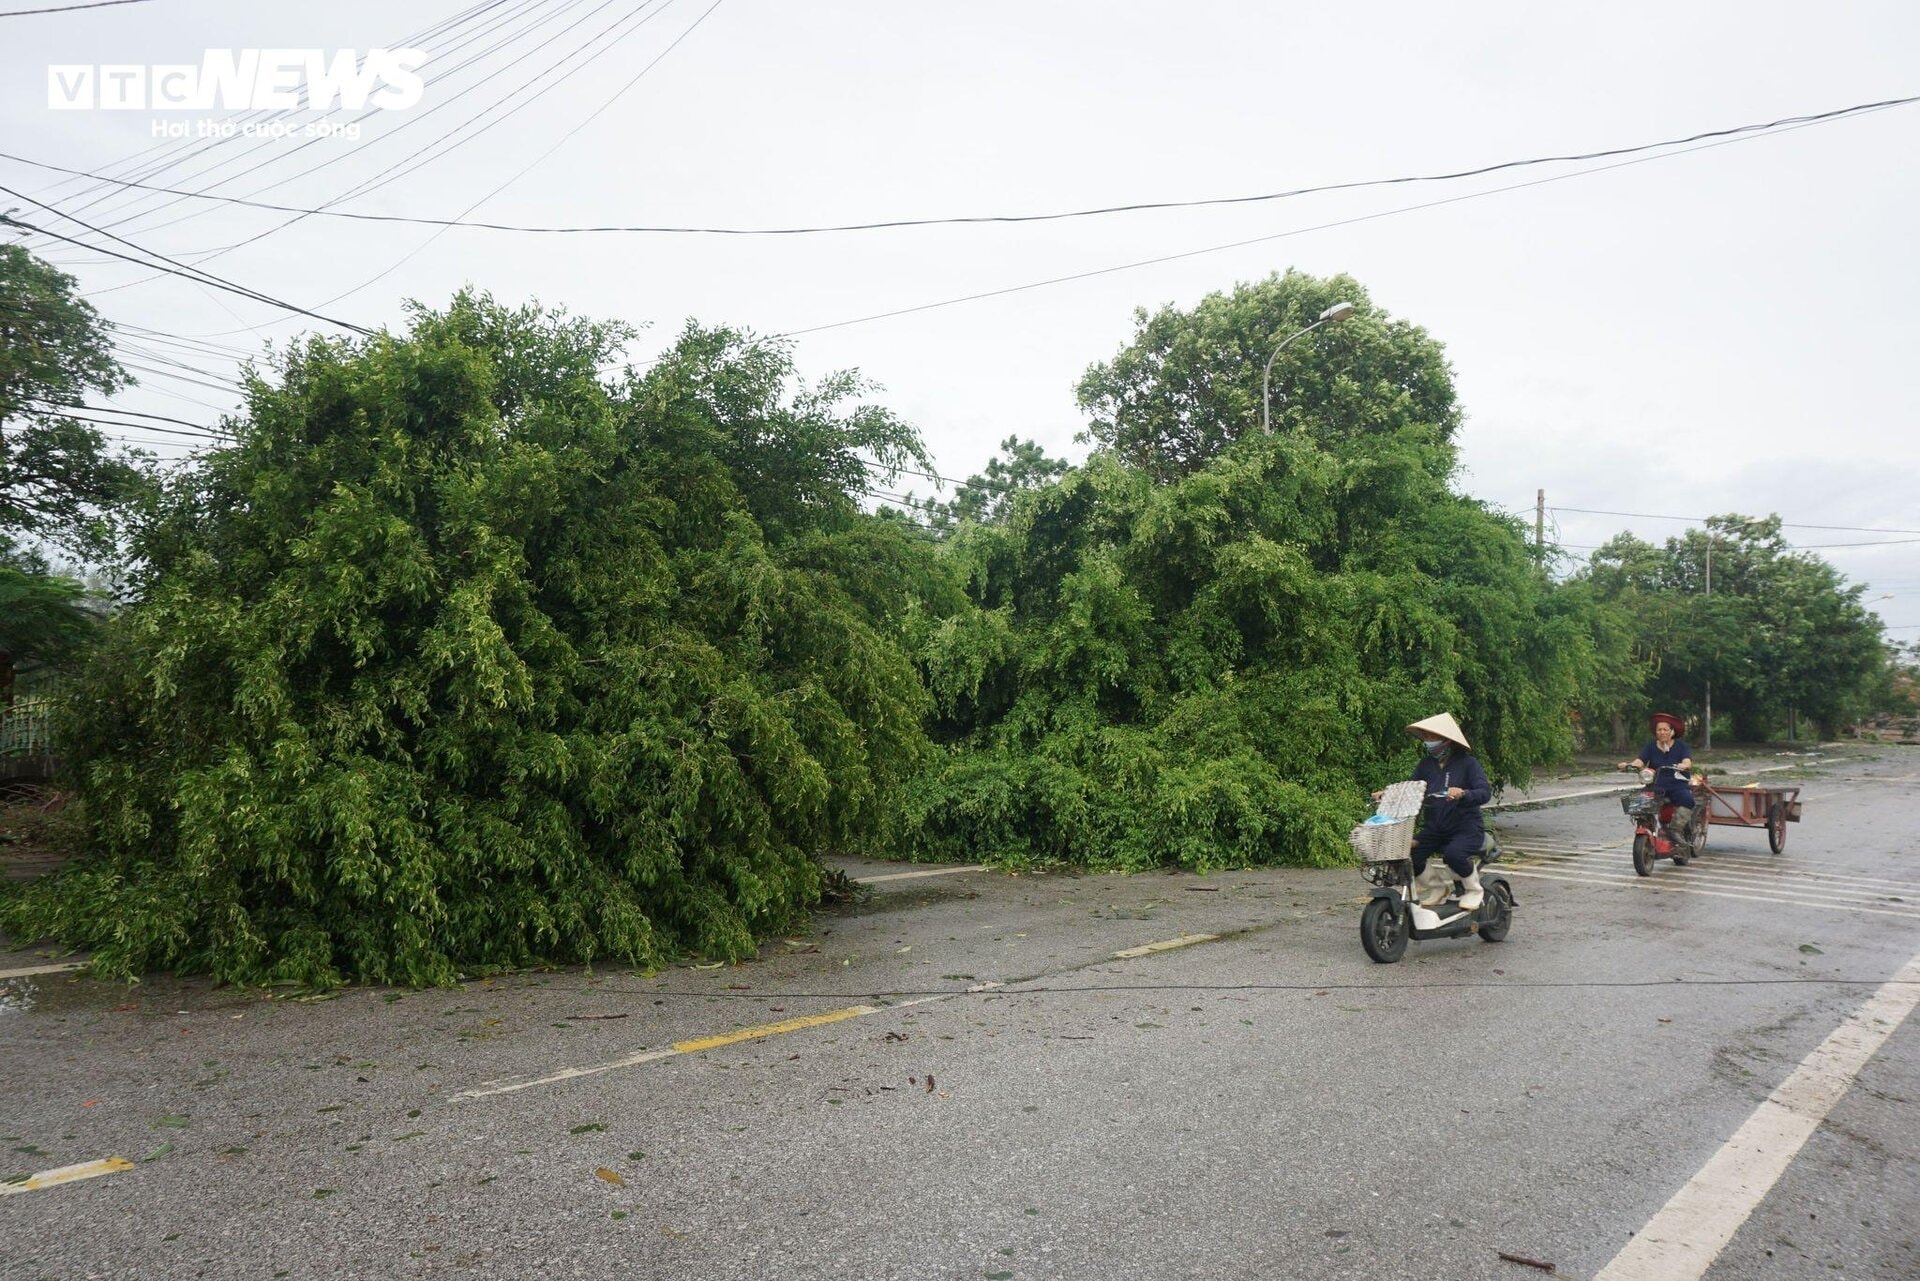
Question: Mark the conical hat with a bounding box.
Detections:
[1406,712,1470,750]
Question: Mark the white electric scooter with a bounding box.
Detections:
[1352,780,1515,964]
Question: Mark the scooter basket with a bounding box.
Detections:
[1349,817,1415,863]
[1621,791,1659,819]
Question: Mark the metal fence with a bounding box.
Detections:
[0,697,56,762]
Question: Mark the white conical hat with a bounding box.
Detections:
[1406,712,1470,750]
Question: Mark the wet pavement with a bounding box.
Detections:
[1,744,1915,1279]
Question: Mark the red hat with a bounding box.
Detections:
[1650,712,1685,735]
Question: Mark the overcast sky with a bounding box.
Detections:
[5,0,1917,635]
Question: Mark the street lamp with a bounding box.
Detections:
[1260,301,1356,434]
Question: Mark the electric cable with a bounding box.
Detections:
[285,0,720,317]
[1550,505,1920,536]
[9,93,1911,237]
[79,0,596,237]
[0,191,375,334]
[22,0,524,232]
[177,0,679,282]
[0,0,155,15]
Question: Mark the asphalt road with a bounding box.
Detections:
[2,747,1916,1280]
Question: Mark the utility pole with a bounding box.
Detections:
[1704,538,1713,751]
[1535,490,1545,552]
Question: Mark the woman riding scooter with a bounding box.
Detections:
[1619,712,1697,849]
[1374,713,1492,910]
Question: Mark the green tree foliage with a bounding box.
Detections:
[904,275,1586,870]
[1075,269,1458,479]
[912,436,1069,532]
[0,243,144,557]
[0,537,99,674]
[1577,516,1887,740]
[0,295,944,985]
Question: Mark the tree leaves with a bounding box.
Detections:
[0,295,943,987]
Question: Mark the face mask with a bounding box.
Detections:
[1423,739,1447,755]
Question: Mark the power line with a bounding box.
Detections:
[0,0,154,14]
[295,0,721,318]
[84,0,602,240]
[33,400,230,436]
[7,93,1913,237]
[57,0,549,231]
[1549,504,1920,536]
[17,0,519,232]
[767,105,1903,342]
[0,197,374,335]
[41,409,226,441]
[80,0,669,303]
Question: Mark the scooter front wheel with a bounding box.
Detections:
[1360,898,1409,964]
[1478,880,1513,942]
[1632,833,1655,877]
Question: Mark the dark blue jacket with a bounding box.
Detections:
[1639,739,1695,808]
[1410,751,1491,838]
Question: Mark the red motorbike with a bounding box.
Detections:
[1620,765,1702,877]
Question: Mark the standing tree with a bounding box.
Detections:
[1576,515,1887,741]
[1075,269,1458,480]
[911,435,1071,531]
[0,243,142,557]
[905,273,1589,870]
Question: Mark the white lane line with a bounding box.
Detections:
[1486,763,1804,811]
[1514,849,1920,896]
[0,962,85,980]
[1512,852,1920,902]
[1113,933,1220,960]
[857,865,986,884]
[1512,854,1920,906]
[0,1157,134,1196]
[1594,950,1920,1281]
[1501,866,1920,920]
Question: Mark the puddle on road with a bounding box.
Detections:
[0,975,37,1015]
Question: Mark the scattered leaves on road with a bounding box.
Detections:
[1798,943,1824,954]
[570,1123,606,1134]
[154,1115,190,1129]
[595,1167,625,1186]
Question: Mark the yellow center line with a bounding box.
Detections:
[672,1005,877,1054]
[0,1157,135,1196]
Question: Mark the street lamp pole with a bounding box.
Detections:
[1260,301,1356,434]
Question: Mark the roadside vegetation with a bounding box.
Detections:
[1,251,1906,983]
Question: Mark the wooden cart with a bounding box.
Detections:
[1697,781,1802,853]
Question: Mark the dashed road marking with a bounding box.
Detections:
[0,962,86,980]
[452,981,1006,1101]
[1113,933,1220,960]
[1594,949,1920,1281]
[857,865,986,884]
[0,1157,134,1196]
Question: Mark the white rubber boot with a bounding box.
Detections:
[1416,864,1452,906]
[1456,870,1485,911]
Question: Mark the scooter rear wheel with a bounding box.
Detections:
[1632,833,1655,877]
[1360,898,1409,964]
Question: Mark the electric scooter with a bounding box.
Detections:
[1620,764,1704,877]
[1352,780,1515,964]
